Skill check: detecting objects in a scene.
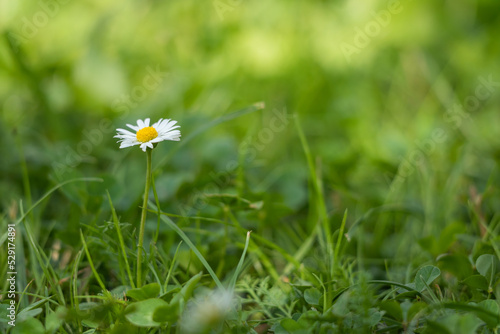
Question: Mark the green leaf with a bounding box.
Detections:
[442,302,500,330]
[394,291,419,300]
[11,318,45,334]
[379,300,402,321]
[298,310,320,326]
[419,223,466,257]
[171,272,202,305]
[344,309,382,330]
[45,306,67,334]
[273,324,289,334]
[408,302,427,322]
[437,222,466,252]
[126,283,161,301]
[424,320,452,334]
[477,300,500,328]
[108,323,141,334]
[418,236,436,255]
[415,265,441,292]
[366,308,383,327]
[17,296,54,313]
[440,313,481,334]
[152,302,180,323]
[476,254,499,284]
[280,318,308,333]
[125,298,169,327]
[79,302,100,328]
[437,254,473,280]
[462,275,489,291]
[304,287,322,306]
[400,300,412,324]
[17,307,43,322]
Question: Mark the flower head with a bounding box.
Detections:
[114,118,181,152]
[181,289,235,333]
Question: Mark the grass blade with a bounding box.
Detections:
[70,249,84,329]
[163,241,183,293]
[79,230,107,292]
[150,203,224,289]
[334,209,348,266]
[228,231,251,291]
[294,114,333,276]
[106,190,135,288]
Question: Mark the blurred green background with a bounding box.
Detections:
[1,0,500,278]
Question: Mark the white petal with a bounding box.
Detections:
[114,134,135,139]
[160,130,181,141]
[166,120,178,127]
[137,119,145,128]
[157,119,176,133]
[126,124,140,131]
[114,132,136,138]
[158,124,180,136]
[152,118,163,128]
[150,137,164,143]
[144,118,150,127]
[119,141,139,148]
[118,137,138,144]
[116,128,136,136]
[153,119,168,132]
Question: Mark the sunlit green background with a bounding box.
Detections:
[1,0,500,279]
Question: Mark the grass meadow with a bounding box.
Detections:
[1,0,500,333]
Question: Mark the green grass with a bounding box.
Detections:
[1,0,500,333]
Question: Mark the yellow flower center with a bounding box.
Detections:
[136,127,158,143]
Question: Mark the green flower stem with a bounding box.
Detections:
[137,148,152,288]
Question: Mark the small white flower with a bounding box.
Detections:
[114,118,181,152]
[181,290,235,333]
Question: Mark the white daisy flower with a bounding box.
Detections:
[114,118,181,152]
[181,289,235,333]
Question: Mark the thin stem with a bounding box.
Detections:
[137,148,152,288]
[151,173,161,244]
